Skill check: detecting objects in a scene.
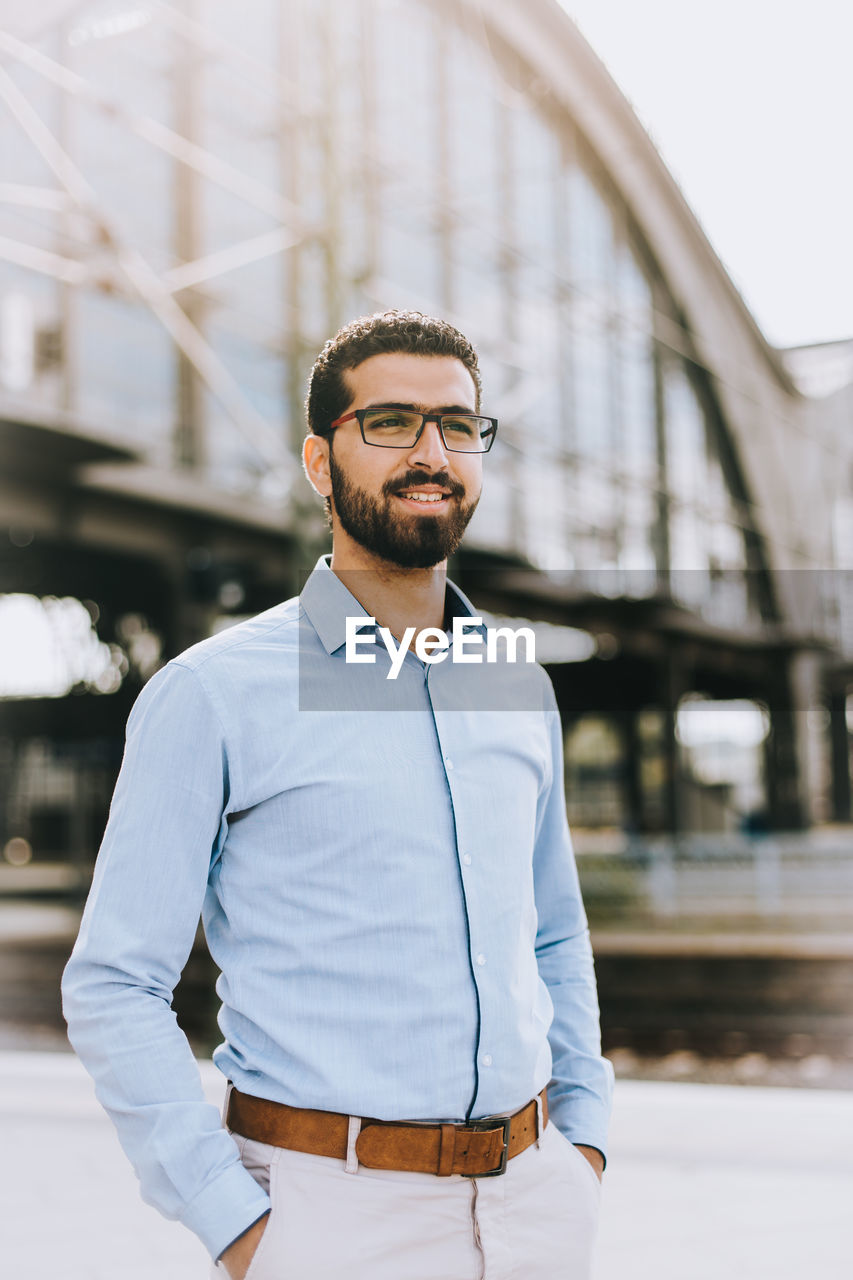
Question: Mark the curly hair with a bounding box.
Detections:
[305,309,482,437]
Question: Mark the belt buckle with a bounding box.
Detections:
[465,1115,512,1177]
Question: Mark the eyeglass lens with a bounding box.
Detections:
[361,409,492,452]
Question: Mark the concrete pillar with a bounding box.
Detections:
[159,548,219,661]
[764,651,822,830]
[618,709,646,835]
[661,652,688,838]
[828,686,852,822]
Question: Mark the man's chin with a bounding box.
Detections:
[389,505,480,568]
[379,540,452,570]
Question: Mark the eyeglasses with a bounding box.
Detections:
[327,407,498,453]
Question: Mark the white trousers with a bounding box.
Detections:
[214,1118,601,1280]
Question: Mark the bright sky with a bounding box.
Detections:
[561,0,853,349]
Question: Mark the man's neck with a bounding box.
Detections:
[329,541,448,642]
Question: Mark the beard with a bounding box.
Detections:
[328,451,480,569]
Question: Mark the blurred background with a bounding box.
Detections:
[1,0,852,1088]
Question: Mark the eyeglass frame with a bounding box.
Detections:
[326,407,499,453]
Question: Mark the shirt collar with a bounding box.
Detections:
[300,554,486,656]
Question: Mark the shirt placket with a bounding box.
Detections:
[423,658,491,1120]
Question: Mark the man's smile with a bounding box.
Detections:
[385,472,463,517]
[394,484,453,510]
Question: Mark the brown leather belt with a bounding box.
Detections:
[225,1086,548,1178]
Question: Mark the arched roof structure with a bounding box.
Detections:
[474,0,829,604]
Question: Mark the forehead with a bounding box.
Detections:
[343,352,477,410]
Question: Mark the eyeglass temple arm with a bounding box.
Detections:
[327,411,358,431]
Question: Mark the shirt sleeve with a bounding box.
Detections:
[61,660,271,1260]
[533,676,615,1161]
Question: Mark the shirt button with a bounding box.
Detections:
[476,953,486,966]
[482,1054,493,1067]
[444,757,454,771]
[461,854,472,866]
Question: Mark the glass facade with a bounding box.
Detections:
[0,0,767,618]
[2,0,850,844]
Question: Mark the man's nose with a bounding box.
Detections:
[407,419,449,471]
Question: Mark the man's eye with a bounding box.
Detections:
[443,418,476,437]
[371,416,407,429]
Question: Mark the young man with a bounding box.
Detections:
[63,310,613,1280]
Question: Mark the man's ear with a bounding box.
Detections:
[302,434,332,498]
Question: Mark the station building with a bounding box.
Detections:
[1,0,851,865]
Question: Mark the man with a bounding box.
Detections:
[62,310,613,1279]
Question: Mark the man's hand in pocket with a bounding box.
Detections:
[219,1212,270,1280]
[575,1144,605,1182]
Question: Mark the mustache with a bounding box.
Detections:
[383,470,466,499]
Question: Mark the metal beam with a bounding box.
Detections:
[0,28,309,234]
[162,227,302,295]
[152,0,304,116]
[0,233,87,284]
[0,64,295,482]
[0,183,70,211]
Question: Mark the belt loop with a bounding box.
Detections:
[345,1115,362,1174]
[438,1123,456,1176]
[535,1092,544,1149]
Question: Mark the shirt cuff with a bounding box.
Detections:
[179,1158,272,1261]
[547,1094,611,1168]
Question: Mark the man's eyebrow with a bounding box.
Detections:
[363,401,476,414]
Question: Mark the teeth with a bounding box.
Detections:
[402,492,445,503]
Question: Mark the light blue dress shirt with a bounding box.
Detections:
[62,556,613,1261]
